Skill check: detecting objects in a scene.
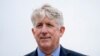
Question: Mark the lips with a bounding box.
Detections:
[40,36,51,39]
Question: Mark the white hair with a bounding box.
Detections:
[31,4,64,26]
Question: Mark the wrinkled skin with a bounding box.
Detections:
[32,16,65,54]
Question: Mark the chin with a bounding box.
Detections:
[40,43,51,48]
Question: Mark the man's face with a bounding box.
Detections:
[32,17,65,49]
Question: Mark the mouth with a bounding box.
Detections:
[40,36,51,39]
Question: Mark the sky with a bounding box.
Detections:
[0,0,100,56]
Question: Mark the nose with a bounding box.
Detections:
[41,25,48,36]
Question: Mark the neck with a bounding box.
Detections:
[39,44,60,55]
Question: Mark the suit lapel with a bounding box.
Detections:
[60,46,69,56]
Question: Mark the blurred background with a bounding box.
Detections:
[0,0,100,56]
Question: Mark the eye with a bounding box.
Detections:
[36,23,43,28]
[47,23,54,27]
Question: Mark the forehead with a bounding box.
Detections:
[35,16,57,24]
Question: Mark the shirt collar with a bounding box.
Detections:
[37,45,60,56]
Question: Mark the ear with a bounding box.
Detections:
[32,28,35,35]
[60,26,65,37]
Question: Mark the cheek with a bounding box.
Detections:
[51,31,60,45]
[51,29,60,36]
[34,29,41,39]
[50,29,60,39]
[34,29,40,35]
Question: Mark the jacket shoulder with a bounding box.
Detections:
[60,46,87,56]
[25,50,38,56]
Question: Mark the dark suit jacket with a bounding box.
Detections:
[25,46,86,56]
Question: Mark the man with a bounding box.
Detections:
[25,4,86,56]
